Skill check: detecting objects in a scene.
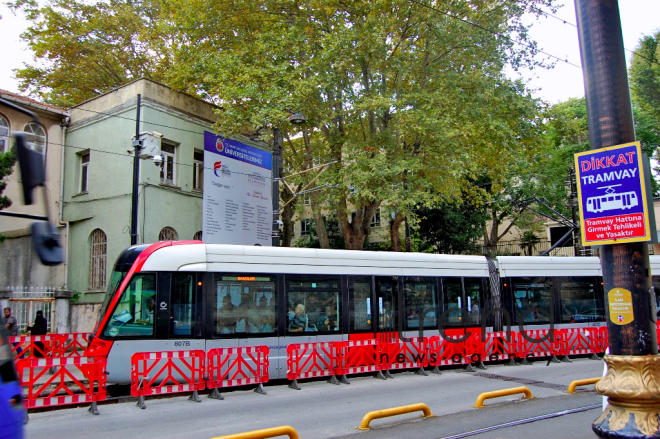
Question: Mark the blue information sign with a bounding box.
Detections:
[574,141,652,245]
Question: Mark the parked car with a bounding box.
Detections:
[0,318,25,439]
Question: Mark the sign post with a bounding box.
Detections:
[574,1,659,437]
[574,141,652,246]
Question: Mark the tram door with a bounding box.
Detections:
[441,277,483,337]
[156,273,205,351]
[375,276,399,343]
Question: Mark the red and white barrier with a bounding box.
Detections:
[336,339,383,381]
[481,331,517,362]
[382,337,429,373]
[428,335,467,369]
[131,350,205,408]
[517,329,559,360]
[559,328,598,357]
[287,342,339,389]
[16,356,107,414]
[57,333,91,357]
[10,334,64,359]
[206,346,269,399]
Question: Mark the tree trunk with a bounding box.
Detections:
[311,195,329,248]
[338,201,380,250]
[390,212,405,252]
[280,183,300,247]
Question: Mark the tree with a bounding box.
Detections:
[415,196,488,255]
[168,0,551,250]
[629,31,660,124]
[8,0,173,107]
[0,146,17,243]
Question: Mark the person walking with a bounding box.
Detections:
[3,307,22,356]
[27,310,48,357]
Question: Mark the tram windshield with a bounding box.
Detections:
[103,273,156,337]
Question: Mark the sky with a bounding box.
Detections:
[0,0,658,104]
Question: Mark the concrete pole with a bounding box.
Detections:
[574,1,660,436]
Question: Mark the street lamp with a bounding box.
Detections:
[272,112,307,246]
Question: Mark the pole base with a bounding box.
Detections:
[593,355,660,438]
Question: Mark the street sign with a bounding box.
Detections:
[574,141,652,245]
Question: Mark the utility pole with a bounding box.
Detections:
[271,127,281,247]
[130,94,141,246]
[574,1,660,437]
[567,168,580,257]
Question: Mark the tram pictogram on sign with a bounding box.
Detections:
[574,141,653,245]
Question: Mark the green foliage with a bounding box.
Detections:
[167,0,551,249]
[292,217,345,249]
[630,31,660,124]
[415,197,488,254]
[8,0,173,107]
[0,145,17,211]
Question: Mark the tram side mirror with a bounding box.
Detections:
[30,222,64,266]
[15,132,45,205]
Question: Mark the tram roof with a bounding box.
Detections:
[496,256,602,277]
[139,244,490,277]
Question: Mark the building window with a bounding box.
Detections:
[0,115,9,153]
[159,226,178,241]
[89,229,107,290]
[24,122,47,153]
[301,219,311,236]
[303,196,311,205]
[370,209,381,228]
[79,151,90,193]
[193,231,202,241]
[160,142,176,185]
[193,150,203,192]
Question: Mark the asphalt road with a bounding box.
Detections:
[25,357,605,439]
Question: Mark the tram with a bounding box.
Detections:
[87,241,651,384]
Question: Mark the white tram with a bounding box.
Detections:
[87,241,656,384]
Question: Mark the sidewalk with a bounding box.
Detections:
[332,392,601,439]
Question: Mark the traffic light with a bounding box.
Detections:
[14,132,45,205]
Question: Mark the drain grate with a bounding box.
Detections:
[474,372,567,390]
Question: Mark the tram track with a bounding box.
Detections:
[439,404,601,439]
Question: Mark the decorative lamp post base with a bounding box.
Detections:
[593,355,660,438]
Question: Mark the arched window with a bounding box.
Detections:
[24,122,47,153]
[193,231,202,241]
[159,227,178,241]
[0,114,9,153]
[89,229,107,290]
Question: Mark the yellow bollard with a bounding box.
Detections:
[474,386,533,408]
[567,377,601,394]
[211,425,299,439]
[358,403,434,430]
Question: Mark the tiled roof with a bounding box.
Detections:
[0,88,68,115]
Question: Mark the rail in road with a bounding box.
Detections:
[24,357,605,439]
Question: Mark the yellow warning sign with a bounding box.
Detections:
[608,288,634,325]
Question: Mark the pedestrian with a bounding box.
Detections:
[3,307,22,356]
[27,310,48,357]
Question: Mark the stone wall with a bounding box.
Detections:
[70,302,102,333]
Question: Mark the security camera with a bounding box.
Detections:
[153,154,163,166]
[276,220,284,228]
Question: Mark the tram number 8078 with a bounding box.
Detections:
[173,341,191,347]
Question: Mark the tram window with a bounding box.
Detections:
[512,278,552,324]
[103,273,156,338]
[558,277,602,323]
[286,276,340,333]
[171,274,195,336]
[348,277,372,332]
[376,279,396,331]
[403,277,437,329]
[443,278,463,324]
[464,278,482,326]
[213,275,276,336]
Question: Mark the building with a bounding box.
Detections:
[0,89,68,291]
[62,79,221,302]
